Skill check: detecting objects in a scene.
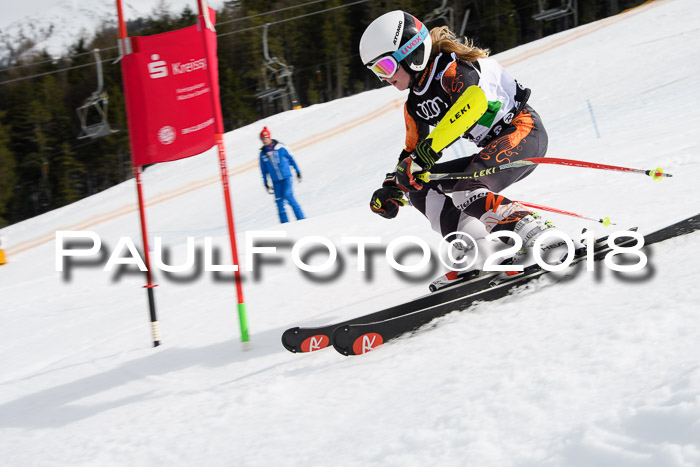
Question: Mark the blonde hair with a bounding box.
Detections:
[429,26,489,62]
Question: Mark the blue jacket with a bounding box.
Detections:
[259,140,301,184]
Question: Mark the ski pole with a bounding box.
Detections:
[424,157,672,182]
[516,201,614,226]
[524,157,671,180]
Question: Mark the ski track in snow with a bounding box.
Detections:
[1,0,700,465]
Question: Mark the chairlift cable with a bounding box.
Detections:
[217,0,332,26]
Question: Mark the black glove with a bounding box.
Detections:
[264,184,273,194]
[395,157,430,192]
[370,174,406,219]
[413,139,441,169]
[296,172,302,182]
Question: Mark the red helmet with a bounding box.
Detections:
[260,127,271,139]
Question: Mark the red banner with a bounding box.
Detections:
[121,9,220,166]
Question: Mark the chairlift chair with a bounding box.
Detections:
[424,0,454,30]
[532,0,575,21]
[77,48,119,139]
[258,24,301,111]
[424,0,471,38]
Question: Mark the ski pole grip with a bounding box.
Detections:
[416,171,431,184]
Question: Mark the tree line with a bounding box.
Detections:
[0,0,646,227]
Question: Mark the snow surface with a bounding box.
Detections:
[1,0,700,465]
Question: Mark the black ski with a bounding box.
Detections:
[281,270,501,353]
[283,228,609,353]
[331,213,700,356]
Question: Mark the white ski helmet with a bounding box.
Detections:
[359,10,433,76]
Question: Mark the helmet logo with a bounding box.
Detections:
[401,33,425,55]
[393,26,429,63]
[393,21,403,45]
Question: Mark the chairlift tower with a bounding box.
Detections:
[255,23,301,113]
[76,48,119,139]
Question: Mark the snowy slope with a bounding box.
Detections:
[1,0,700,465]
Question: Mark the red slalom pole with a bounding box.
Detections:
[197,0,249,343]
[116,0,160,347]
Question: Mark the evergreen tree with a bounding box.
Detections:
[0,114,17,227]
[23,97,54,210]
[51,142,85,208]
[475,0,518,54]
[321,0,352,99]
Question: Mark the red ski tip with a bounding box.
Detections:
[353,333,384,354]
[301,335,330,352]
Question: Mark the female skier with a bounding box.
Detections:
[360,10,566,289]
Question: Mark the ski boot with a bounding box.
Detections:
[512,213,569,266]
[429,235,505,292]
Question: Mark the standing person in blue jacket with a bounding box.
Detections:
[259,127,306,223]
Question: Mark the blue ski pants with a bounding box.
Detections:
[273,178,305,223]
